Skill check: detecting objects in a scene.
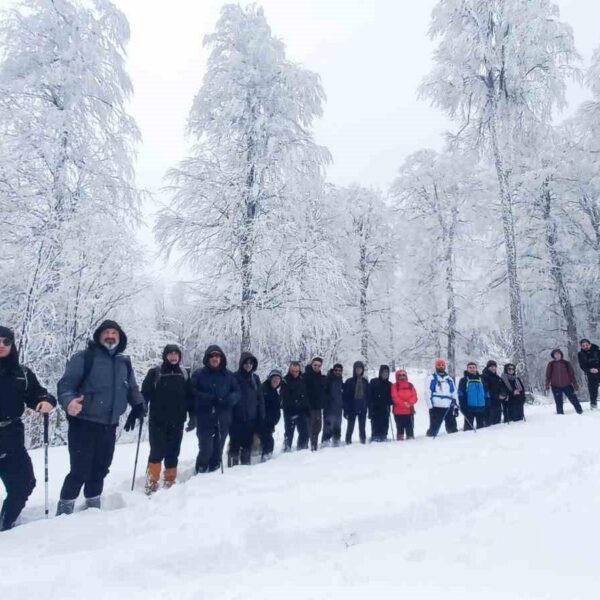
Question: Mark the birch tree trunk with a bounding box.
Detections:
[489,114,530,387]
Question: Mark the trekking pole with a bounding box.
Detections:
[217,417,224,474]
[462,412,477,432]
[131,418,143,491]
[43,413,49,519]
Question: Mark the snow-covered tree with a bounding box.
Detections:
[0,0,146,446]
[392,148,488,376]
[420,0,580,385]
[332,185,396,367]
[156,4,343,359]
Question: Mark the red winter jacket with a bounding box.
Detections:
[391,375,418,415]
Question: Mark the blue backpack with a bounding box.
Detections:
[466,377,486,408]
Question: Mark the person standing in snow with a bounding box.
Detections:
[390,368,417,440]
[229,352,264,466]
[458,362,489,431]
[141,344,193,493]
[304,357,329,451]
[481,360,508,425]
[322,363,344,447]
[190,345,240,473]
[56,320,145,515]
[500,363,526,422]
[259,369,282,460]
[280,362,310,451]
[369,365,392,442]
[343,361,370,444]
[545,349,583,415]
[0,326,55,531]
[425,358,458,437]
[577,339,600,410]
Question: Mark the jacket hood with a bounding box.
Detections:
[238,351,258,372]
[162,344,182,363]
[378,364,390,380]
[395,369,408,383]
[267,368,283,382]
[580,342,599,352]
[202,345,227,369]
[503,363,516,374]
[93,320,127,353]
[353,361,365,378]
[551,348,564,360]
[0,325,19,369]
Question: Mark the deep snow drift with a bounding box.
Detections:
[1,400,599,599]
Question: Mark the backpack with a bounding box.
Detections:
[466,377,486,408]
[153,364,189,388]
[78,348,133,393]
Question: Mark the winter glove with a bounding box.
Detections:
[186,415,197,432]
[452,405,460,419]
[124,403,145,432]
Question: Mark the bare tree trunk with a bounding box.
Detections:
[489,115,529,387]
[540,184,579,376]
[444,209,458,380]
[359,239,369,367]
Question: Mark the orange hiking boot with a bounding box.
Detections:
[163,467,177,489]
[145,462,161,495]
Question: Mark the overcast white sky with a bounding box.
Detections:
[2,0,599,272]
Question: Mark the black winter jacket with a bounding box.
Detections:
[142,360,193,426]
[481,367,508,403]
[191,345,239,428]
[304,364,329,410]
[233,352,264,423]
[281,373,309,416]
[325,371,343,417]
[261,375,282,427]
[0,350,55,422]
[369,366,392,417]
[578,344,600,375]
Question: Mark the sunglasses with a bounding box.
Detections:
[0,338,13,347]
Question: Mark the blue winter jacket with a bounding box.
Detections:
[458,372,489,414]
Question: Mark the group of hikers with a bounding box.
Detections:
[1,319,598,532]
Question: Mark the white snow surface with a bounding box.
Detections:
[1,386,599,599]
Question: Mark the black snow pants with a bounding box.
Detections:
[345,412,367,444]
[370,411,389,441]
[0,421,35,530]
[551,386,583,415]
[229,420,258,465]
[463,411,485,431]
[259,422,276,457]
[322,410,342,445]
[148,420,184,469]
[427,407,458,437]
[195,412,231,473]
[60,417,117,500]
[586,373,600,407]
[394,414,414,439]
[283,413,309,451]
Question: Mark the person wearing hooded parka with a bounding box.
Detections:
[259,369,282,460]
[0,326,55,531]
[141,344,193,493]
[190,345,240,473]
[230,352,264,466]
[578,339,600,410]
[56,320,145,515]
[369,365,392,442]
[343,361,370,444]
[545,349,583,415]
[500,363,526,422]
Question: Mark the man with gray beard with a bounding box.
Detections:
[56,320,144,515]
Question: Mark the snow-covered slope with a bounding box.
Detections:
[1,402,599,599]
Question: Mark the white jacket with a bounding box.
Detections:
[427,372,457,409]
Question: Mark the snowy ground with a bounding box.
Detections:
[1,386,599,599]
